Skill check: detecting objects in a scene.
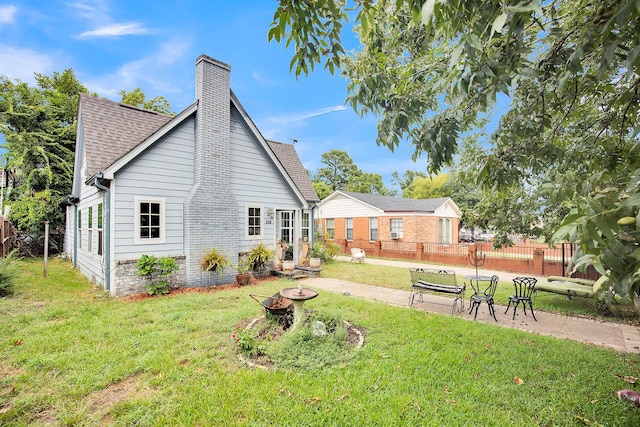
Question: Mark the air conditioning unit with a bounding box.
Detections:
[390,232,402,239]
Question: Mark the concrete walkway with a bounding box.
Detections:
[298,256,640,353]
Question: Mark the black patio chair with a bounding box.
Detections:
[504,277,538,321]
[468,275,499,321]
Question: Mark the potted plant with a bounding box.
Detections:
[235,257,252,286]
[247,242,274,275]
[282,243,295,271]
[200,247,231,277]
[309,247,322,269]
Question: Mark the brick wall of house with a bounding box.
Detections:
[316,215,459,244]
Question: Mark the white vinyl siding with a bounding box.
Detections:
[112,117,194,259]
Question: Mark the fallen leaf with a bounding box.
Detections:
[13,339,23,346]
[514,377,524,385]
[614,374,638,384]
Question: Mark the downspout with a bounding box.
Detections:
[73,203,78,268]
[93,174,110,291]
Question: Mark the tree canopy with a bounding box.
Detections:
[119,88,174,115]
[269,0,640,302]
[0,70,89,242]
[0,72,173,252]
[312,149,390,197]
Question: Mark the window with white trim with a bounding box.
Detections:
[97,203,103,256]
[438,218,452,244]
[77,209,82,250]
[369,217,378,241]
[247,206,262,238]
[301,211,310,240]
[87,206,93,253]
[346,218,353,240]
[135,197,165,244]
[326,218,335,239]
[390,218,403,238]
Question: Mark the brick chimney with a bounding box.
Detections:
[184,54,238,286]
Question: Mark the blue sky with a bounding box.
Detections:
[0,0,437,193]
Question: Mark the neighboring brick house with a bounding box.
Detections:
[314,191,461,245]
[62,54,319,297]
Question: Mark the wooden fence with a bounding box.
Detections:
[0,216,18,257]
[336,238,599,279]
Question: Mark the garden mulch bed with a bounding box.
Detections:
[122,276,280,302]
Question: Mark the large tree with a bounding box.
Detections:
[119,88,174,115]
[0,70,89,244]
[269,0,640,302]
[313,149,389,197]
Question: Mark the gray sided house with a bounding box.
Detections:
[62,54,319,297]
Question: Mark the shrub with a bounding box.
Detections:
[312,232,340,263]
[247,243,274,271]
[0,250,21,297]
[200,248,231,274]
[136,254,178,296]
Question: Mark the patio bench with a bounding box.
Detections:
[535,276,597,299]
[409,268,466,314]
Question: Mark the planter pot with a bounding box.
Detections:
[309,257,321,268]
[236,273,252,286]
[282,260,295,272]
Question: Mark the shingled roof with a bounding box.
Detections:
[79,93,173,178]
[267,140,319,202]
[78,94,318,202]
[340,191,451,212]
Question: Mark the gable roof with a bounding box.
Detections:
[267,140,319,202]
[78,93,173,178]
[77,93,318,203]
[332,191,453,213]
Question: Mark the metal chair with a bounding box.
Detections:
[350,248,365,263]
[468,275,499,321]
[504,277,537,321]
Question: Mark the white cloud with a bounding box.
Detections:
[251,71,278,86]
[0,4,16,24]
[78,22,152,38]
[268,105,348,125]
[82,38,193,103]
[0,46,54,82]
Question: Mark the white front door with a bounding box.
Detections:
[277,210,295,245]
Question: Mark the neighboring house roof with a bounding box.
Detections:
[329,190,455,213]
[78,93,173,178]
[267,140,319,202]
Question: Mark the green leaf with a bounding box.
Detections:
[421,0,436,25]
[490,13,508,38]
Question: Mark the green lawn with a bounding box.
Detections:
[1,258,639,425]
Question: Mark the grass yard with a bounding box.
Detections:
[320,260,640,322]
[1,258,639,425]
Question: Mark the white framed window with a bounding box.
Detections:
[369,217,378,241]
[326,218,335,239]
[134,197,165,244]
[246,205,263,239]
[97,203,103,256]
[438,218,452,244]
[390,218,403,239]
[87,206,93,253]
[346,218,353,240]
[301,211,310,240]
[77,209,82,250]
